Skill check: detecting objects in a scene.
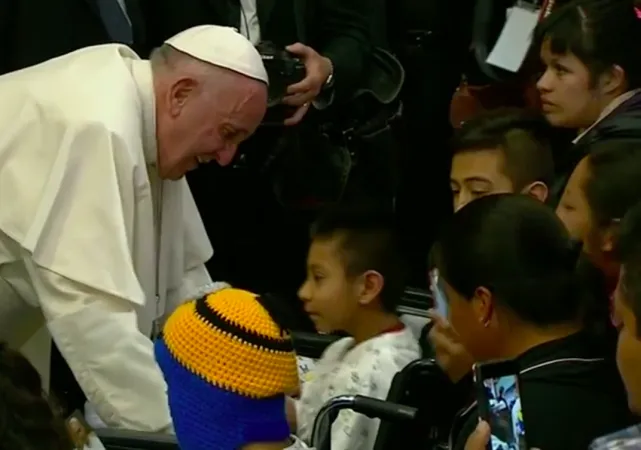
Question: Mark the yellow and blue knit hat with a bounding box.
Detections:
[154,288,299,450]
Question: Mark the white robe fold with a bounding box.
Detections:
[0,45,214,431]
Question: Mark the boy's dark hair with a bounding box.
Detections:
[450,108,555,189]
[310,208,406,312]
[615,202,641,337]
[433,194,581,326]
[584,140,641,226]
[0,343,73,450]
[535,0,641,89]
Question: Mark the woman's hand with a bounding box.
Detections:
[465,420,541,450]
[465,420,492,450]
[427,310,474,383]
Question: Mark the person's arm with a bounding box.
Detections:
[316,0,372,103]
[24,259,171,431]
[163,179,222,314]
[286,397,298,432]
[10,121,171,431]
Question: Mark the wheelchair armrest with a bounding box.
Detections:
[311,395,417,450]
[94,428,179,450]
[292,331,342,359]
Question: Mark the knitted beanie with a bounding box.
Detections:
[155,288,300,450]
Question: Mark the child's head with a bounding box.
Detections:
[298,208,406,333]
[0,343,73,450]
[155,288,300,450]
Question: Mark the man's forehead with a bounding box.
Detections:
[452,149,505,178]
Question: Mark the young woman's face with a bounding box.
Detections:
[556,157,611,271]
[537,39,607,129]
[556,157,592,243]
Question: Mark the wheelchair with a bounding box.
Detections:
[94,289,439,449]
[96,359,463,450]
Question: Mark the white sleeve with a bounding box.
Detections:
[164,180,220,310]
[24,259,172,432]
[166,265,228,307]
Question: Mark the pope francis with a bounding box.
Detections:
[0,25,268,432]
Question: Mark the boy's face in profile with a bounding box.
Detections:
[298,237,360,333]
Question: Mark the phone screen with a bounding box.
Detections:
[482,374,526,450]
[429,269,448,318]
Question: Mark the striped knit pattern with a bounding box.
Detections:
[155,288,299,450]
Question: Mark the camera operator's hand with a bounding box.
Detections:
[282,43,333,126]
[427,310,475,383]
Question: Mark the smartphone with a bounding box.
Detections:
[429,268,449,318]
[473,360,527,450]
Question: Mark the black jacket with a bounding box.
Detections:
[551,92,641,206]
[451,332,634,450]
[0,0,149,75]
[143,0,372,103]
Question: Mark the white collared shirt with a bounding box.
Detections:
[239,0,261,44]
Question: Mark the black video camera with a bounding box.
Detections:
[256,41,306,109]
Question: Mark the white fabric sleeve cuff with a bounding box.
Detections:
[26,262,172,432]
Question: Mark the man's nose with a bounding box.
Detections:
[215,144,238,167]
[454,193,471,212]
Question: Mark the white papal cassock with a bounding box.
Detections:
[0,44,217,432]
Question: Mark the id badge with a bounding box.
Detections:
[486,3,541,72]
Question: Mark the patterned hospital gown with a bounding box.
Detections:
[296,327,421,450]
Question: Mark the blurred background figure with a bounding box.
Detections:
[0,0,149,74]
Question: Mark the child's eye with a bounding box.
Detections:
[312,274,324,282]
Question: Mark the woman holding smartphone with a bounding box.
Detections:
[431,194,632,450]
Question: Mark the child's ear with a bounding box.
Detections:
[358,270,384,305]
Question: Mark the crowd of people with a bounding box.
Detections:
[2,0,641,449]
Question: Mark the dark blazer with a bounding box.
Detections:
[0,0,148,75]
[144,0,372,101]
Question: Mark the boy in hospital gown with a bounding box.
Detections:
[291,209,421,449]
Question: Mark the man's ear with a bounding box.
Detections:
[357,270,384,306]
[471,286,494,326]
[167,77,198,117]
[601,222,620,254]
[522,181,549,203]
[599,64,627,97]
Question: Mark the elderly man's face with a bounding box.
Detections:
[157,74,267,180]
